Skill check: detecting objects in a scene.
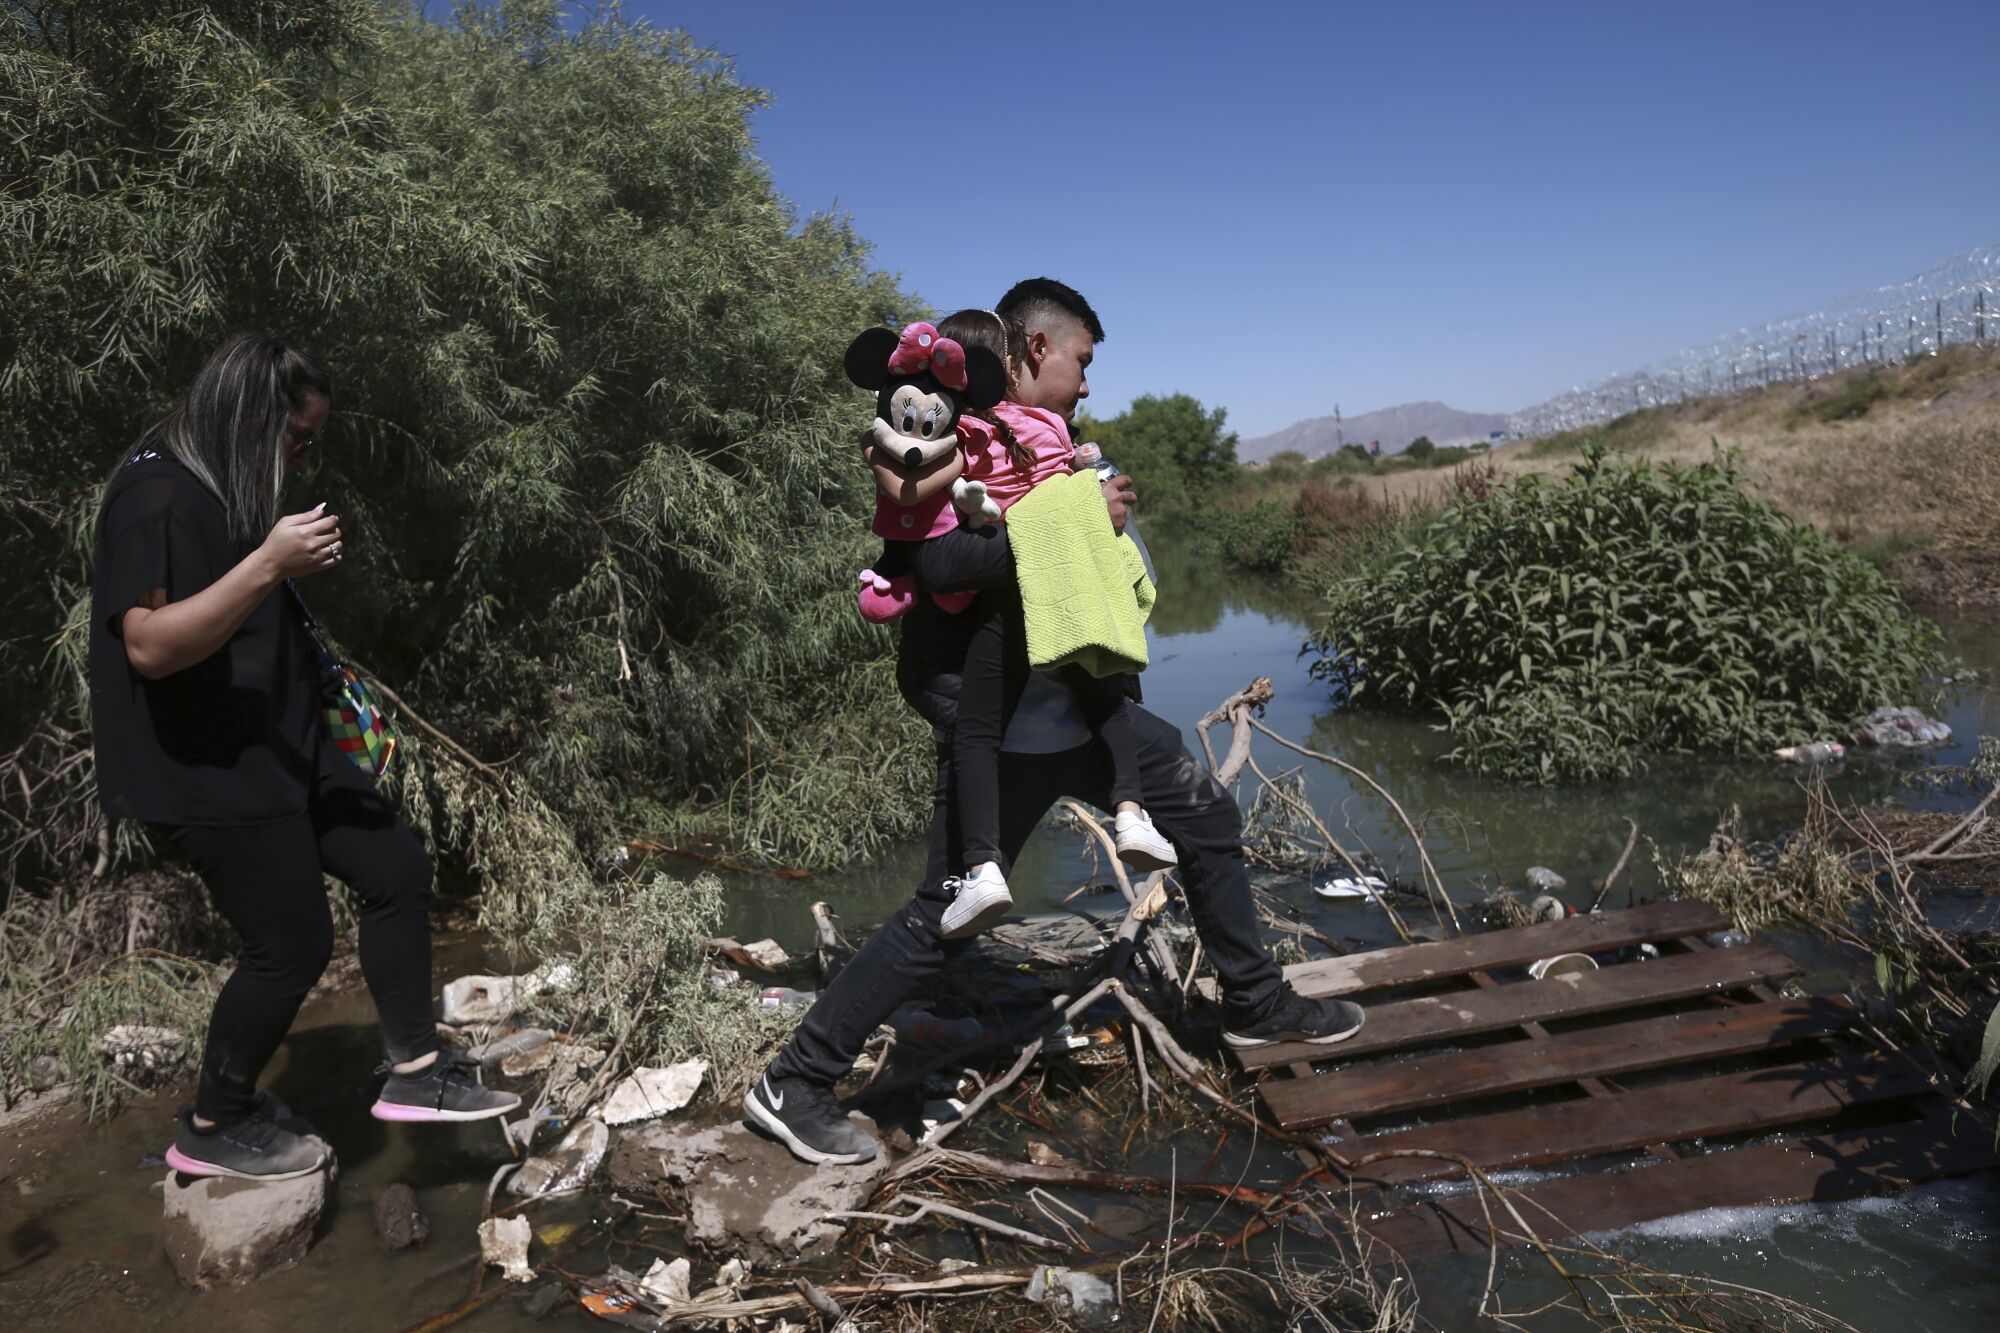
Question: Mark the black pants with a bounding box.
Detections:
[901,528,1144,873]
[768,704,1287,1086]
[165,743,439,1122]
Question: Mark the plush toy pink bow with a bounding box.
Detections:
[886,322,968,391]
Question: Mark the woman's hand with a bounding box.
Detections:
[1100,474,1136,533]
[256,504,344,582]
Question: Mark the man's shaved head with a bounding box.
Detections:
[996,277,1105,344]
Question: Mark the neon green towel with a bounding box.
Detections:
[1005,469,1155,678]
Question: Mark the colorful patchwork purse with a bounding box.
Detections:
[288,583,397,777]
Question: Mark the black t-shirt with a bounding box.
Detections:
[90,454,323,825]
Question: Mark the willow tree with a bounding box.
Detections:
[1,0,931,893]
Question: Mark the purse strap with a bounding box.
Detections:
[285,580,344,673]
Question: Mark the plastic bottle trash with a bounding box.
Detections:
[1313,875,1388,900]
[757,986,815,1010]
[1026,1265,1117,1323]
[1773,740,1845,765]
[1525,866,1567,892]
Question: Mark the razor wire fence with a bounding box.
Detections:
[1507,244,2000,440]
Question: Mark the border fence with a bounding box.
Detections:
[1507,244,2000,440]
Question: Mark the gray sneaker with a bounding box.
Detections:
[744,1072,879,1166]
[1222,990,1366,1049]
[372,1056,522,1123]
[165,1104,327,1181]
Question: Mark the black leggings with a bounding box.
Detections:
[164,742,438,1122]
[900,529,1145,873]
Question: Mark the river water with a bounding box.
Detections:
[3,520,1996,1329]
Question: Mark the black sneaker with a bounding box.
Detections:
[371,1055,521,1123]
[1222,990,1366,1050]
[165,1105,327,1181]
[743,1072,879,1166]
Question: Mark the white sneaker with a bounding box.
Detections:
[1114,810,1178,871]
[940,862,1012,939]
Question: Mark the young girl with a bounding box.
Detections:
[866,309,1175,939]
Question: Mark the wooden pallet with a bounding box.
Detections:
[1233,900,1992,1259]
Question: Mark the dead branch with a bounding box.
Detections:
[825,1193,1070,1251]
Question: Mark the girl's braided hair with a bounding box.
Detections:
[935,308,1032,470]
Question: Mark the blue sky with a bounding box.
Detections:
[434,2,1999,438]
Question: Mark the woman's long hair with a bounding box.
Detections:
[130,332,332,543]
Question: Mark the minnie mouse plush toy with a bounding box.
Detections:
[846,321,1007,623]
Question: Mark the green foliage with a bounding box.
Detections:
[504,868,797,1101]
[1404,435,1436,462]
[0,0,931,881]
[1210,500,1297,572]
[1081,392,1239,513]
[1307,446,1948,783]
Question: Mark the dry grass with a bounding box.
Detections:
[1360,344,2000,597]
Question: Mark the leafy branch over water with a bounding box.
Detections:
[1306,446,1949,783]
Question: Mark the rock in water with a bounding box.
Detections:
[161,1167,329,1287]
[374,1182,429,1252]
[606,1121,887,1264]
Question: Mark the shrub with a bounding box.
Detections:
[1306,446,1947,783]
[1211,500,1298,572]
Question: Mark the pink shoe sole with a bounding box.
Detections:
[163,1142,324,1181]
[370,1099,519,1123]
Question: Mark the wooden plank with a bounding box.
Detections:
[1239,944,1800,1069]
[1260,997,1853,1129]
[1363,1114,1993,1260]
[1202,899,1728,1007]
[1339,1053,1929,1187]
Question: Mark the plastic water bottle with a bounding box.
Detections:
[757,986,814,1010]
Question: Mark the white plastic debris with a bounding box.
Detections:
[1525,866,1567,891]
[599,1061,707,1125]
[478,1215,534,1283]
[639,1256,692,1305]
[1774,740,1845,764]
[1025,1265,1116,1320]
[508,1117,609,1197]
[440,964,577,1025]
[1312,875,1388,900]
[97,1024,183,1069]
[1527,952,1599,981]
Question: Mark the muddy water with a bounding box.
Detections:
[4,522,1996,1330]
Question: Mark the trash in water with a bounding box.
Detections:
[1312,875,1388,900]
[599,1062,707,1125]
[704,937,792,970]
[1526,866,1567,892]
[1773,740,1845,765]
[478,1214,535,1283]
[1025,1265,1116,1322]
[440,964,577,1025]
[1852,706,1951,750]
[1528,894,1577,923]
[1527,953,1598,981]
[1703,929,1751,948]
[638,1256,691,1305]
[509,1117,609,1197]
[466,1027,554,1071]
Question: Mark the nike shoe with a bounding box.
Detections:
[1222,990,1366,1050]
[1113,810,1179,872]
[371,1055,522,1123]
[743,1072,879,1166]
[939,863,1012,939]
[164,1104,327,1181]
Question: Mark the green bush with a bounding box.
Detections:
[0,0,929,880]
[1211,500,1298,572]
[1306,446,1947,783]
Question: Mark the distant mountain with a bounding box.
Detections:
[1241,401,1507,462]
